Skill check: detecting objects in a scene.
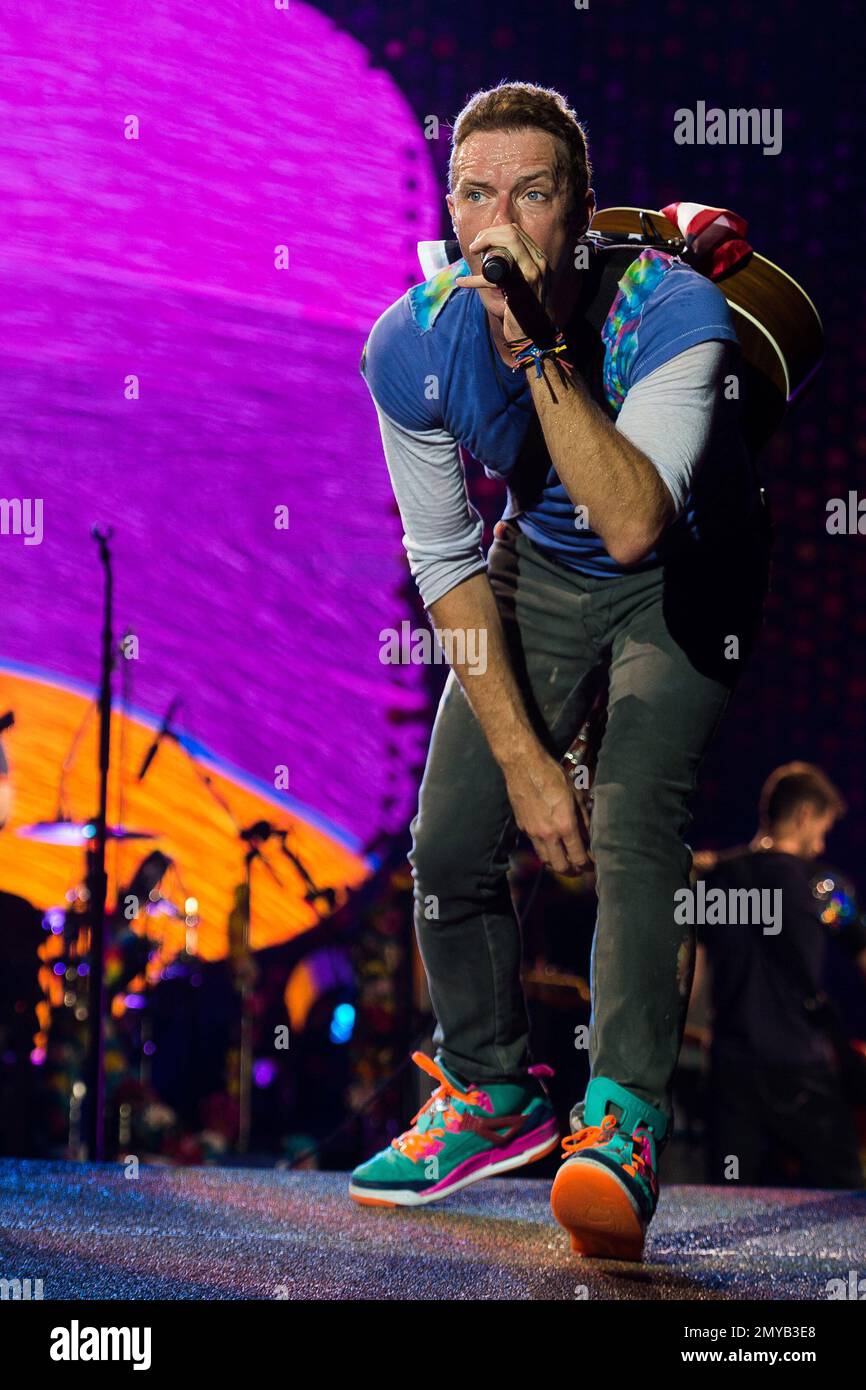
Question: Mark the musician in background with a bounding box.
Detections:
[691,762,866,1187]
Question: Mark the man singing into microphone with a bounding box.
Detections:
[350,81,769,1260]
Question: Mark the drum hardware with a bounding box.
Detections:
[18,820,158,845]
[6,522,339,1159]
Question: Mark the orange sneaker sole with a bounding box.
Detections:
[550,1159,647,1261]
[350,1193,404,1209]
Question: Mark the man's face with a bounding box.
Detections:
[446,127,592,322]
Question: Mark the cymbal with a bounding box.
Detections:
[17,819,158,846]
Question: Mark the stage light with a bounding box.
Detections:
[329,1002,355,1045]
[253,1058,278,1088]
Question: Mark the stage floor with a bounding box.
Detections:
[0,1160,863,1300]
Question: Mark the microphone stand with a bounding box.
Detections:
[277,830,337,912]
[130,724,338,1154]
[82,526,115,1162]
[55,701,96,822]
[166,735,284,1154]
[234,823,283,1154]
[231,823,337,1152]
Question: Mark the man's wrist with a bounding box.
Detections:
[493,731,549,775]
[504,309,557,354]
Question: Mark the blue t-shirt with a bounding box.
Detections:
[361,247,744,578]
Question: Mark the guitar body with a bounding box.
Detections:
[588,207,824,455]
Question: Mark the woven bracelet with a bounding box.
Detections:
[509,330,575,380]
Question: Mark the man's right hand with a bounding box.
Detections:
[504,750,591,876]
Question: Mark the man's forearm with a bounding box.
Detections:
[528,360,674,566]
[427,568,591,875]
[427,571,545,772]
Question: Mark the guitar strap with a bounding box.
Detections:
[578,238,774,561]
[580,241,643,339]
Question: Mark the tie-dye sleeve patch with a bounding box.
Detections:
[408,257,470,332]
[602,249,676,411]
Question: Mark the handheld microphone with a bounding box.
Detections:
[480,246,557,350]
[481,247,515,285]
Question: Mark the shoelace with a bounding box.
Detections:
[561,1113,619,1157]
[391,1052,486,1163]
[562,1113,655,1184]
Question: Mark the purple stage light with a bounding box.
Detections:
[0,2,437,861]
[253,1058,279,1089]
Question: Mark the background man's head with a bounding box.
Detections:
[446,82,594,318]
[758,762,847,859]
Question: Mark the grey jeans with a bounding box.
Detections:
[408,519,768,1126]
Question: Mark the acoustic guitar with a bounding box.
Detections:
[587,207,824,455]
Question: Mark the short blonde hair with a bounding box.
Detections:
[448,81,593,223]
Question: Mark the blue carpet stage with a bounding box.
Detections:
[1,1161,864,1300]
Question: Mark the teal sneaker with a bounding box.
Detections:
[349,1051,559,1207]
[550,1077,668,1260]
